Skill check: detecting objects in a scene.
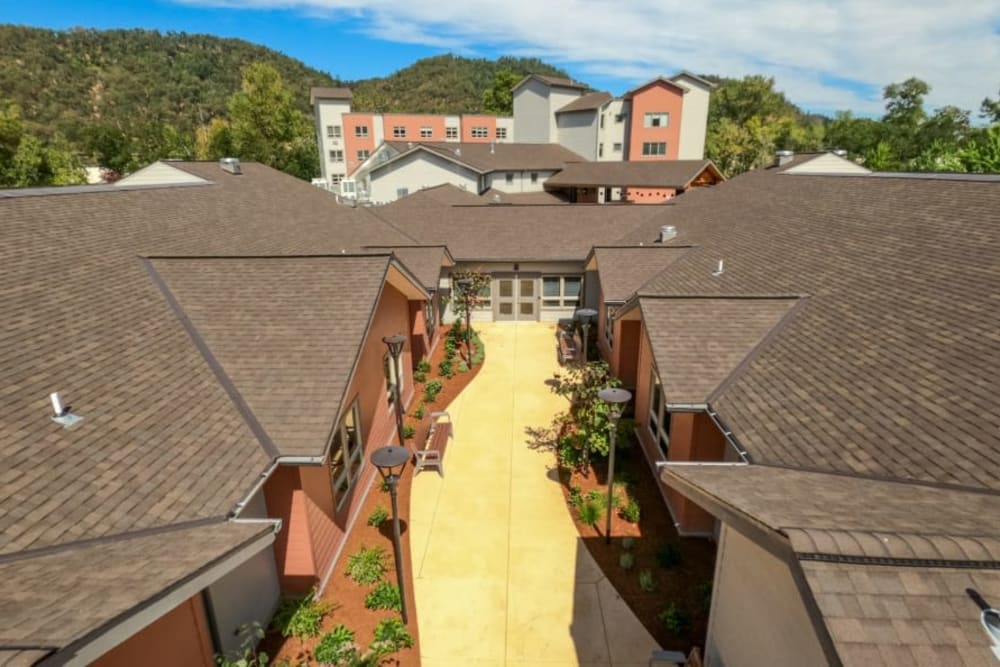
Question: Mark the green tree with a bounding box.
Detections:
[825,111,885,159]
[881,77,930,163]
[981,87,1000,124]
[0,100,85,187]
[482,68,520,115]
[227,62,318,179]
[959,125,1000,173]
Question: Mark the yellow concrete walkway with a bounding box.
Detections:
[410,322,660,667]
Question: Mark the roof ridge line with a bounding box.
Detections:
[796,552,1000,570]
[0,516,227,565]
[143,253,395,260]
[748,462,1000,496]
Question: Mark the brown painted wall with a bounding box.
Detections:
[92,595,214,667]
[617,319,641,390]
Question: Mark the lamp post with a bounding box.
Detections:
[455,277,474,363]
[599,387,632,545]
[370,445,410,624]
[576,308,598,364]
[383,334,407,447]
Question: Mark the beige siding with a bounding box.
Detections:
[706,526,828,667]
[314,99,351,183]
[115,162,208,187]
[367,153,478,204]
[785,152,871,174]
[556,111,599,160]
[484,169,556,193]
[513,79,553,143]
[672,76,710,160]
[597,99,627,162]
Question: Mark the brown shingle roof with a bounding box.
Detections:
[622,168,1000,491]
[362,245,454,291]
[478,188,569,204]
[545,160,722,189]
[382,141,587,173]
[555,92,612,114]
[590,246,690,302]
[639,297,799,404]
[309,86,352,104]
[513,74,587,91]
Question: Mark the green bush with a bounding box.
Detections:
[372,618,414,651]
[412,404,425,420]
[658,604,690,636]
[638,569,657,593]
[656,543,682,570]
[313,624,355,664]
[345,546,387,585]
[413,369,427,383]
[458,360,469,373]
[423,379,443,403]
[364,581,402,612]
[271,591,333,639]
[438,357,455,378]
[216,622,268,667]
[367,506,389,527]
[379,478,391,493]
[443,337,457,360]
[577,500,603,527]
[470,333,485,365]
[402,424,415,439]
[619,551,635,570]
[621,536,635,551]
[620,498,641,523]
[417,359,431,374]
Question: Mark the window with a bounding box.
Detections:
[329,398,363,510]
[471,126,489,138]
[420,126,433,138]
[605,305,615,349]
[424,298,437,340]
[542,276,582,308]
[457,277,491,309]
[355,125,369,138]
[530,172,538,184]
[644,112,670,128]
[357,149,370,162]
[327,125,342,138]
[642,142,667,156]
[396,187,409,198]
[615,113,626,123]
[598,143,604,158]
[613,142,622,153]
[600,114,605,129]
[330,174,344,186]
[505,172,514,185]
[647,370,671,458]
[392,126,407,138]
[329,149,344,162]
[446,126,459,139]
[496,127,508,139]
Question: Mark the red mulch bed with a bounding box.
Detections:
[263,325,482,666]
[557,441,716,653]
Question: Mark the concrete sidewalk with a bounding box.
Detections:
[410,322,660,666]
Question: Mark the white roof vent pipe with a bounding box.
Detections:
[659,225,677,243]
[712,260,724,277]
[832,148,848,158]
[219,157,242,175]
[49,391,83,428]
[775,150,794,167]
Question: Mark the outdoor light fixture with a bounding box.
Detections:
[576,308,598,364]
[599,387,632,545]
[454,277,474,361]
[370,445,410,624]
[383,334,407,447]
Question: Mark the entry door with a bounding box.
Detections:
[495,275,539,321]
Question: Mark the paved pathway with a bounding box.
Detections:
[410,322,660,666]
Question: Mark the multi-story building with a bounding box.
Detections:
[311,72,714,195]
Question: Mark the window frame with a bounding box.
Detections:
[392,126,407,138]
[496,127,508,139]
[328,149,344,163]
[445,126,458,139]
[612,142,622,153]
[605,305,615,350]
[505,172,514,185]
[420,126,433,138]
[647,369,671,458]
[541,275,583,309]
[357,149,370,162]
[471,126,489,138]
[642,142,667,157]
[354,125,369,138]
[329,397,364,511]
[644,112,670,128]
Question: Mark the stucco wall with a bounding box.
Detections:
[623,187,677,204]
[556,111,599,160]
[91,595,214,667]
[368,152,478,203]
[627,82,684,161]
[343,113,377,176]
[672,77,710,160]
[315,99,351,182]
[706,526,828,667]
[484,169,554,193]
[205,548,281,656]
[597,99,627,162]
[513,79,553,143]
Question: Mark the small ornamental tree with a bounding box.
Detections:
[549,361,626,471]
[450,270,491,361]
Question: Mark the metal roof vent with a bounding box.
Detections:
[454,148,461,156]
[49,392,83,428]
[712,259,724,277]
[659,225,677,243]
[775,150,795,167]
[832,148,848,158]
[219,157,242,175]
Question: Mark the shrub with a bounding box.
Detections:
[402,424,415,439]
[458,360,469,373]
[367,506,389,527]
[216,622,268,667]
[313,624,355,664]
[372,618,414,651]
[658,604,690,636]
[379,478,391,493]
[656,542,682,569]
[638,569,657,593]
[470,332,485,366]
[417,359,431,374]
[346,546,387,585]
[614,469,639,488]
[577,500,603,527]
[365,581,402,612]
[271,591,333,639]
[620,498,641,523]
[568,485,584,508]
[621,536,635,551]
[546,361,624,471]
[412,404,425,419]
[413,369,427,383]
[443,337,457,360]
[423,379,443,403]
[619,551,635,570]
[438,357,455,378]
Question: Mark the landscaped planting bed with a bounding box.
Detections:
[260,324,483,666]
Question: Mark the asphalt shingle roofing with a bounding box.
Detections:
[545,160,721,188]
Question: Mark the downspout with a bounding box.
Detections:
[705,404,751,463]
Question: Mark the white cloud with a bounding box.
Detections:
[172,0,1000,116]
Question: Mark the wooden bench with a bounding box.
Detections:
[413,411,453,477]
[557,330,578,365]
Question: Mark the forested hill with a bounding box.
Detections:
[347,54,571,113]
[0,25,339,141]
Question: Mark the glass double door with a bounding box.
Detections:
[495,274,539,321]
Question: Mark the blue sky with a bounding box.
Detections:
[4,0,1000,118]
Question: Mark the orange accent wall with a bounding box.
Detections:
[92,595,214,667]
[379,114,448,144]
[343,113,376,175]
[461,115,498,143]
[623,187,677,203]
[627,81,684,161]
